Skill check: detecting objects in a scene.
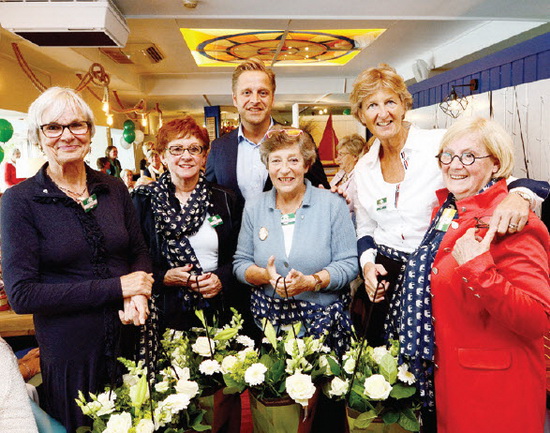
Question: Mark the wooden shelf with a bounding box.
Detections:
[0,309,34,337]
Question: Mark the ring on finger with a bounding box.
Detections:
[508,223,518,229]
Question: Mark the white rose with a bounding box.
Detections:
[221,355,238,374]
[372,347,390,364]
[104,412,132,433]
[244,363,267,386]
[96,391,116,416]
[155,380,170,393]
[161,393,191,414]
[286,373,316,407]
[135,418,155,433]
[175,379,199,399]
[397,364,416,385]
[343,358,356,375]
[236,335,255,348]
[199,359,221,375]
[363,374,392,400]
[327,377,349,397]
[192,336,216,357]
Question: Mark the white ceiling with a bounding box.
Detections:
[0,0,549,117]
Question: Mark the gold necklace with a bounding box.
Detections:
[57,184,88,200]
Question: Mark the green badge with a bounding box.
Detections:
[208,214,223,227]
[280,213,296,225]
[435,208,457,232]
[81,194,98,213]
[376,197,387,211]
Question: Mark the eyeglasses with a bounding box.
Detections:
[436,152,491,166]
[40,121,90,138]
[265,128,303,139]
[474,216,491,229]
[167,144,204,156]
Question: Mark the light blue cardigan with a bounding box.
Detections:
[233,180,359,307]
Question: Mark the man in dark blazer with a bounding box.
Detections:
[205,58,329,212]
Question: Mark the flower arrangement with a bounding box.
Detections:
[222,320,337,408]
[325,339,421,432]
[76,358,206,433]
[160,308,254,393]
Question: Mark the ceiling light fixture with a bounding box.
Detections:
[439,79,479,118]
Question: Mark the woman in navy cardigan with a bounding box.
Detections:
[1,87,153,432]
[233,127,359,353]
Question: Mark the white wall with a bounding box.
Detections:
[406,78,550,183]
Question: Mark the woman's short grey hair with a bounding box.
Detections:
[27,87,96,147]
[260,126,317,169]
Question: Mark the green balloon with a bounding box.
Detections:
[0,147,4,164]
[343,108,351,115]
[123,119,136,131]
[123,129,136,144]
[0,119,14,142]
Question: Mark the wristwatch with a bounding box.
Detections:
[512,190,534,208]
[312,273,322,292]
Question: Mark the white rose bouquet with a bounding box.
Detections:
[222,320,337,408]
[324,339,421,432]
[76,358,207,433]
[160,308,253,393]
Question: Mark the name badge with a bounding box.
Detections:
[376,197,387,211]
[208,214,223,227]
[435,208,457,232]
[81,194,98,213]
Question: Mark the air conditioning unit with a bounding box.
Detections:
[0,0,129,47]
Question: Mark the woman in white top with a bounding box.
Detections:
[132,117,241,331]
[350,64,543,348]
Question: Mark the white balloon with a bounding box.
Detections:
[134,129,145,145]
[120,135,132,150]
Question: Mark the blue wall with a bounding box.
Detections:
[408,31,550,109]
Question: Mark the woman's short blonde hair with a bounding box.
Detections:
[350,64,413,125]
[439,117,514,179]
[260,126,317,169]
[337,134,368,159]
[27,87,95,147]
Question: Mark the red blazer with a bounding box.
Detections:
[431,180,550,433]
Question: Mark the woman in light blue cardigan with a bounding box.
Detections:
[233,127,359,352]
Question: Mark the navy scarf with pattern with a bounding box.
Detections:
[146,171,212,310]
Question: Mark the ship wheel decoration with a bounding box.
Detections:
[181,29,385,66]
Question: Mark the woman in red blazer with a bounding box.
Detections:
[390,117,550,433]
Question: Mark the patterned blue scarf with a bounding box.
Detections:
[139,171,212,311]
[250,289,352,355]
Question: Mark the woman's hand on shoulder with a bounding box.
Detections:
[491,192,530,234]
[120,271,154,298]
[330,185,351,204]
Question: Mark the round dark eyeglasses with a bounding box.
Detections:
[40,121,90,138]
[436,152,491,166]
[167,145,204,156]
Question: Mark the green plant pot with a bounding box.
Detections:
[198,387,241,433]
[346,407,411,433]
[249,388,320,433]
